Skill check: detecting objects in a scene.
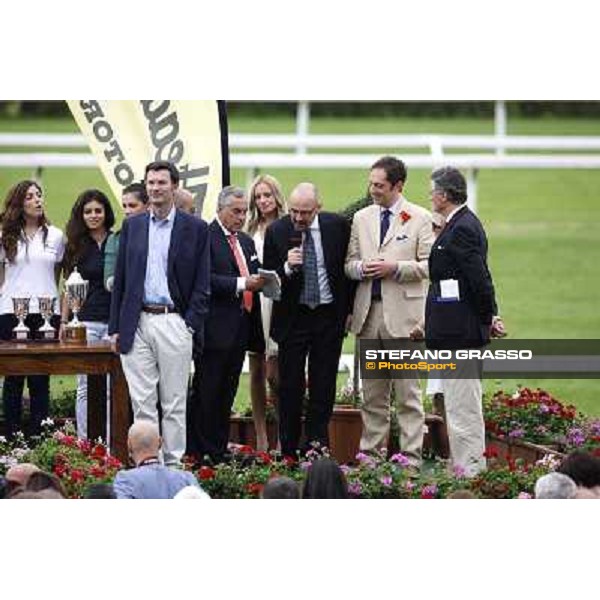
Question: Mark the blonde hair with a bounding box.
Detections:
[246,174,287,236]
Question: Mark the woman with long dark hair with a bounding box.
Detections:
[0,180,65,438]
[62,189,115,439]
[245,174,287,451]
[302,457,349,499]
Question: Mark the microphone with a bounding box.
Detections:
[288,232,302,250]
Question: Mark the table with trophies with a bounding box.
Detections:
[0,268,131,462]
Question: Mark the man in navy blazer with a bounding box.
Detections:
[425,166,505,476]
[188,186,265,463]
[109,161,210,466]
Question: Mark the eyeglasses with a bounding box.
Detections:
[290,207,316,218]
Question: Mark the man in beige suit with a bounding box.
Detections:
[345,156,434,467]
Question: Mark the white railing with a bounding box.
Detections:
[3,132,600,212]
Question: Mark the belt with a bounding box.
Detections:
[142,304,176,314]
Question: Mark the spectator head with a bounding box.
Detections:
[121,182,149,218]
[8,488,64,499]
[128,421,161,467]
[83,483,117,499]
[174,188,195,214]
[174,486,211,500]
[557,451,600,489]
[261,476,300,499]
[534,472,577,499]
[5,463,40,491]
[0,180,49,263]
[302,457,349,499]
[26,470,67,498]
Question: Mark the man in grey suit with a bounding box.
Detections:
[113,421,201,499]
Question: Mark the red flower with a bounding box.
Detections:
[237,445,254,455]
[198,466,216,481]
[399,210,411,224]
[256,452,271,464]
[70,469,85,483]
[91,444,107,459]
[247,482,264,496]
[53,464,67,477]
[90,465,107,479]
[61,435,76,447]
[483,445,500,459]
[106,455,122,469]
[282,456,297,467]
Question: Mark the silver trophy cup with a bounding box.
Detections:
[37,296,58,340]
[65,268,89,343]
[12,296,31,341]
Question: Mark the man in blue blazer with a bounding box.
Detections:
[113,421,201,499]
[188,186,265,463]
[109,161,210,467]
[425,166,505,476]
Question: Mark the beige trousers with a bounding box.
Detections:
[120,312,193,466]
[442,362,487,477]
[358,301,424,465]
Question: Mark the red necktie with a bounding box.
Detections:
[227,234,253,312]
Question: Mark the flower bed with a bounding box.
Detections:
[483,388,600,457]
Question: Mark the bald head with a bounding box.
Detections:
[128,421,161,465]
[6,463,40,488]
[175,188,195,214]
[289,182,320,231]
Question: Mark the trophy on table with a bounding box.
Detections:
[64,268,89,343]
[12,296,31,341]
[37,296,58,341]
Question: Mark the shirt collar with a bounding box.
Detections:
[446,203,467,224]
[380,195,405,216]
[216,215,236,238]
[150,203,176,223]
[308,213,320,231]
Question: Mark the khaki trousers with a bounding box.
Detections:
[358,301,424,465]
[442,359,486,477]
[120,312,193,466]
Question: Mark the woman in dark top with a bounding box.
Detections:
[62,189,115,439]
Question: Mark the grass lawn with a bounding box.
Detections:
[1,112,599,417]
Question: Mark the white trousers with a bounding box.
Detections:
[76,321,109,440]
[120,312,193,466]
[442,358,486,477]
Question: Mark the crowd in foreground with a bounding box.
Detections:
[1,421,599,500]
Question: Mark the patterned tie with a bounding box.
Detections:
[371,209,392,300]
[299,228,320,309]
[227,234,253,312]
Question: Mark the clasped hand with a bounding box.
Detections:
[363,258,396,279]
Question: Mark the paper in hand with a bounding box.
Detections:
[258,268,281,301]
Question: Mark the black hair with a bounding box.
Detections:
[122,182,149,204]
[557,451,600,489]
[144,161,180,185]
[370,156,407,186]
[262,476,300,499]
[302,457,349,499]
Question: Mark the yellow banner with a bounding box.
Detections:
[66,100,229,219]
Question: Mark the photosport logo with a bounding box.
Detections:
[359,339,600,379]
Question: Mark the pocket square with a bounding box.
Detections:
[396,234,409,242]
[250,254,258,261]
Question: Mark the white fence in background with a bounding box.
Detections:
[3,131,600,212]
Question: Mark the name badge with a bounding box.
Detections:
[438,278,460,302]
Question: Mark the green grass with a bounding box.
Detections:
[1,114,599,418]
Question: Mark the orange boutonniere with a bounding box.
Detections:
[399,210,411,224]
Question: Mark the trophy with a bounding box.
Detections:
[64,268,89,343]
[12,296,31,341]
[37,296,58,341]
